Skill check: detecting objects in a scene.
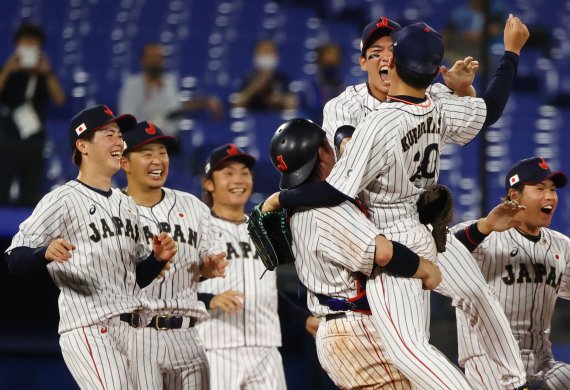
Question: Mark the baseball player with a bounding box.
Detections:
[452,157,570,389]
[321,15,530,389]
[196,143,286,390]
[269,118,445,389]
[120,121,228,390]
[263,17,531,389]
[4,105,176,389]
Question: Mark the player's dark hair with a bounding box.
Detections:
[14,23,45,45]
[201,175,214,208]
[72,131,97,166]
[503,184,525,201]
[202,163,254,208]
[395,61,437,89]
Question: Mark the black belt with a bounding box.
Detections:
[120,313,197,330]
[325,312,347,322]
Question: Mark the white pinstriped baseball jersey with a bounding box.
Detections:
[289,202,377,317]
[6,181,147,333]
[135,188,218,322]
[322,81,527,388]
[322,82,452,153]
[197,215,281,348]
[452,223,570,373]
[327,90,486,259]
[291,201,415,389]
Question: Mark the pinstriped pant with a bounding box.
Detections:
[205,346,286,390]
[438,235,526,388]
[367,273,473,389]
[367,225,473,389]
[129,327,209,390]
[60,320,134,390]
[316,314,412,389]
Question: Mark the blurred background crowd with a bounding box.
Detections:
[1,0,569,388]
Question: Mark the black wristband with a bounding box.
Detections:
[197,293,215,308]
[333,125,355,154]
[383,241,420,278]
[454,222,488,252]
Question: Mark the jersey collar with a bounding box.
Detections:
[75,179,113,198]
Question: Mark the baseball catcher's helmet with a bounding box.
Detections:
[270,118,326,190]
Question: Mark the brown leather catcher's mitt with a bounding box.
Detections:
[417,184,454,253]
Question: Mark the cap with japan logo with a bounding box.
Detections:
[505,157,568,192]
[68,104,137,150]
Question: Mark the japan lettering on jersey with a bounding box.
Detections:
[197,216,281,349]
[135,188,220,322]
[289,201,378,317]
[7,181,147,333]
[451,222,570,364]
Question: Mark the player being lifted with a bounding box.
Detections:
[452,157,570,389]
[120,121,228,390]
[268,118,443,389]
[4,105,176,389]
[263,16,530,389]
[196,144,287,390]
[316,15,531,389]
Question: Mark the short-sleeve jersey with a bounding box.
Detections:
[197,216,282,348]
[7,181,147,333]
[290,201,379,317]
[134,188,219,322]
[450,222,570,363]
[326,89,486,257]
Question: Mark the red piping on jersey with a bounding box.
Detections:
[386,95,432,108]
[361,320,398,390]
[379,275,452,390]
[464,225,478,246]
[474,362,486,387]
[353,197,369,218]
[82,326,106,390]
[348,278,372,315]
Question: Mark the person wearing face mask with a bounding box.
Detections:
[0,22,66,206]
[300,43,345,124]
[452,157,570,389]
[233,39,298,111]
[118,43,224,145]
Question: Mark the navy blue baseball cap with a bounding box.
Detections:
[122,121,177,154]
[391,22,444,76]
[69,104,136,149]
[505,157,568,191]
[360,17,402,56]
[204,143,256,176]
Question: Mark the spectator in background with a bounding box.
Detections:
[301,43,345,124]
[0,22,65,206]
[233,39,298,111]
[118,43,224,141]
